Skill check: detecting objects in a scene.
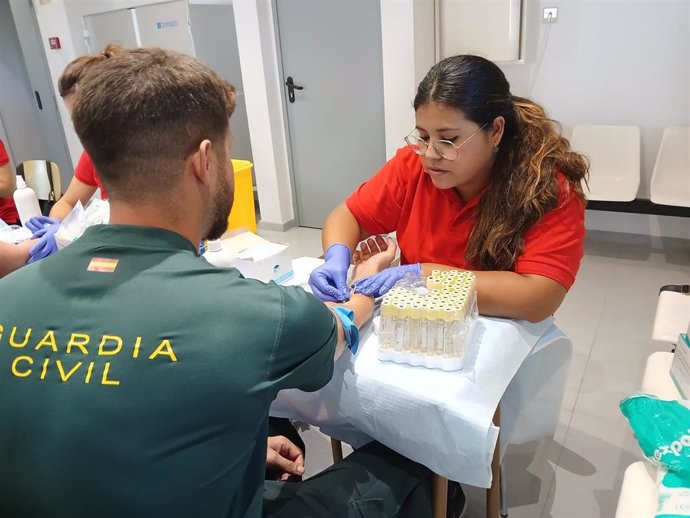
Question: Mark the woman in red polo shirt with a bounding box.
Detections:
[0,139,19,225]
[309,55,588,323]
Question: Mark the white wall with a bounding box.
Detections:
[380,0,435,159]
[30,0,82,167]
[233,0,295,228]
[501,0,689,199]
[500,0,690,239]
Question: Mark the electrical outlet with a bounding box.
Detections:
[543,7,558,22]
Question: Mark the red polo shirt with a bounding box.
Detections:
[0,140,19,224]
[74,151,107,200]
[346,146,585,290]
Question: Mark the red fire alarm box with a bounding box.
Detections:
[48,37,61,50]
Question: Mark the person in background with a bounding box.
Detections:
[49,44,122,220]
[0,138,19,225]
[0,47,431,518]
[0,138,36,278]
[310,54,588,324]
[24,45,123,264]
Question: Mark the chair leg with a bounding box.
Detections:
[330,437,343,463]
[432,473,448,518]
[500,463,508,517]
[486,404,501,518]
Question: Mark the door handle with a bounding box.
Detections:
[34,91,43,110]
[285,76,303,103]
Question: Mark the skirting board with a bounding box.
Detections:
[258,219,297,232]
[586,210,690,240]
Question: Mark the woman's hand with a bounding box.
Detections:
[308,243,352,302]
[352,263,421,298]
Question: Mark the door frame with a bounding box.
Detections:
[19,0,73,179]
[270,0,301,227]
[271,0,387,229]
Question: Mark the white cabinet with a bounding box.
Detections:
[437,0,522,62]
[83,0,194,56]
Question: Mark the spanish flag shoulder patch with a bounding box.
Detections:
[87,257,119,273]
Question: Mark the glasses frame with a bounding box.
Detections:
[404,123,489,160]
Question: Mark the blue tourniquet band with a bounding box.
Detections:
[331,306,360,354]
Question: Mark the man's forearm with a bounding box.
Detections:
[327,293,375,352]
[0,241,32,278]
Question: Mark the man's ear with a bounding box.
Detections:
[190,139,213,186]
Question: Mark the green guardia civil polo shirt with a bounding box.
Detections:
[0,225,337,517]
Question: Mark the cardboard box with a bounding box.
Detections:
[204,231,294,284]
[670,333,690,398]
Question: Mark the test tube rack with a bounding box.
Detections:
[377,270,477,371]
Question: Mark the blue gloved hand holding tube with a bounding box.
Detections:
[25,216,59,236]
[26,216,60,264]
[351,263,421,298]
[308,243,351,302]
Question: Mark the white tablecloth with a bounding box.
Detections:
[272,260,565,486]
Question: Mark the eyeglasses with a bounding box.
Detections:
[404,123,488,161]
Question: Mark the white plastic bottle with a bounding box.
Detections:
[13,175,41,225]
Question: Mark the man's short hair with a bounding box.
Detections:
[71,47,236,201]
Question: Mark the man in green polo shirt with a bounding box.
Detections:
[0,48,431,517]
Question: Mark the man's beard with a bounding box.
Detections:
[204,165,234,241]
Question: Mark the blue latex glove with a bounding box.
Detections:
[25,216,60,236]
[27,220,60,264]
[308,243,351,302]
[351,263,421,298]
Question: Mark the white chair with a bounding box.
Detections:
[651,126,690,207]
[652,287,690,344]
[615,462,658,518]
[640,351,677,399]
[615,352,680,518]
[16,160,62,202]
[570,125,640,202]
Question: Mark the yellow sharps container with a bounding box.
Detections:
[227,159,257,233]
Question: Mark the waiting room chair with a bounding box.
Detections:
[651,126,690,208]
[570,125,641,202]
[615,461,657,518]
[16,160,63,214]
[652,285,690,344]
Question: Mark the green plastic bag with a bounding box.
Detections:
[621,394,690,518]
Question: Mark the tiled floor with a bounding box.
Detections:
[258,226,690,518]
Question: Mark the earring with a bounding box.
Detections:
[492,145,499,154]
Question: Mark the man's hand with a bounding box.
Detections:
[266,435,305,482]
[352,235,389,266]
[351,237,397,284]
[351,238,422,298]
